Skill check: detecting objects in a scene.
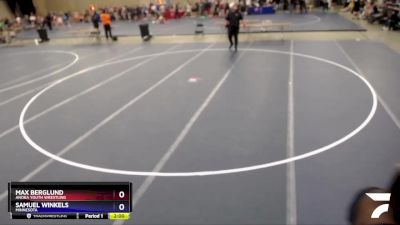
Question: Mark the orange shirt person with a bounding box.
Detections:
[100,12,111,25]
[100,10,113,39]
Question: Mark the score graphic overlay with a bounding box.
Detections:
[8,182,132,220]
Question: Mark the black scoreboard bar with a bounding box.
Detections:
[11,213,111,219]
[8,182,132,220]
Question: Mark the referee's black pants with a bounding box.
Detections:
[103,24,113,39]
[228,26,239,50]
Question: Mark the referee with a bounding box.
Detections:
[225,4,243,51]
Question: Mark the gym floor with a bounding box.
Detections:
[1,8,400,225]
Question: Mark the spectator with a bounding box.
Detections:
[45,13,52,30]
[15,15,21,26]
[83,10,90,23]
[175,4,180,19]
[29,13,36,26]
[91,11,100,30]
[322,0,330,12]
[63,12,71,27]
[352,0,361,19]
[299,0,307,13]
[224,2,230,15]
[342,0,355,12]
[55,14,63,27]
[290,0,298,13]
[383,10,399,30]
[214,1,220,16]
[368,4,389,24]
[186,3,192,16]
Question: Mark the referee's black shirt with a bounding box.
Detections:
[225,10,243,28]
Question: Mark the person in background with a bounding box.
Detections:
[383,10,399,30]
[45,13,52,30]
[186,3,192,16]
[214,1,220,16]
[225,4,243,51]
[175,3,180,19]
[0,18,5,30]
[122,6,127,20]
[361,0,379,20]
[142,5,148,18]
[130,7,136,20]
[224,2,230,15]
[299,0,307,13]
[91,11,100,30]
[391,172,400,224]
[55,14,63,27]
[117,7,123,20]
[15,15,21,26]
[0,19,5,43]
[63,12,70,27]
[352,0,361,19]
[3,18,10,30]
[29,13,36,26]
[361,0,373,19]
[100,9,113,40]
[322,0,330,12]
[341,0,355,12]
[290,0,298,13]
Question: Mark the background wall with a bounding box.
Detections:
[0,0,13,18]
[33,0,147,14]
[3,0,36,16]
[2,0,223,17]
[33,0,46,15]
[32,0,201,15]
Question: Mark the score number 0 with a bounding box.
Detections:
[118,191,126,211]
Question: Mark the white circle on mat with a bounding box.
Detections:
[0,50,79,93]
[19,48,378,176]
[293,15,321,26]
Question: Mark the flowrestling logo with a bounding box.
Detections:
[366,193,391,219]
